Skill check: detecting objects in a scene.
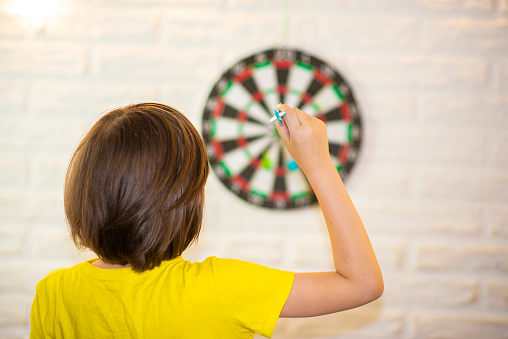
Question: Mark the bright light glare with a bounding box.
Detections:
[6,0,68,30]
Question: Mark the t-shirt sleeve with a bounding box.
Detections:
[211,257,294,338]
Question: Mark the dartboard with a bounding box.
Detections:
[202,48,362,209]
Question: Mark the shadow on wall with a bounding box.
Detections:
[270,303,387,339]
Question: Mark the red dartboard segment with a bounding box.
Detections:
[339,145,350,164]
[274,60,293,69]
[212,140,224,160]
[234,68,253,83]
[212,99,225,118]
[270,192,290,201]
[232,175,250,191]
[237,111,248,122]
[201,48,363,210]
[252,91,264,102]
[340,103,352,122]
[314,70,332,85]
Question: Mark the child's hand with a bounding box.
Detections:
[275,104,332,176]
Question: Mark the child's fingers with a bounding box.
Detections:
[294,107,313,124]
[275,116,290,143]
[277,104,301,128]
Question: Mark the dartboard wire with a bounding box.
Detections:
[294,67,334,110]
[232,66,274,119]
[231,139,277,198]
[219,81,271,126]
[213,133,275,183]
[251,60,280,113]
[270,143,290,205]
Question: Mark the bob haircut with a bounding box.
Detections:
[64,103,209,273]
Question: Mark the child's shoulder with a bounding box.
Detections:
[35,262,83,289]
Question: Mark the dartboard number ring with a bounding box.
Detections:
[202,48,363,209]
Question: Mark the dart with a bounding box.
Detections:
[270,109,286,124]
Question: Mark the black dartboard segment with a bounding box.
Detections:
[202,48,362,209]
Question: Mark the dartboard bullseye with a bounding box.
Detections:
[202,48,362,209]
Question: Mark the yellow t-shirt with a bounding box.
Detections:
[30,256,294,339]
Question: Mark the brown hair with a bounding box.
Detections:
[64,103,209,272]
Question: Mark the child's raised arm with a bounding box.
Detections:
[276,104,383,318]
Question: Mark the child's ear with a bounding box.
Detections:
[197,188,204,203]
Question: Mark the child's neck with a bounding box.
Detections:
[92,259,132,269]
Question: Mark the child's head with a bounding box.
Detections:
[64,103,209,272]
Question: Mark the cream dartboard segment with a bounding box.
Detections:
[202,48,362,209]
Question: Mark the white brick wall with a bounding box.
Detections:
[1,0,507,338]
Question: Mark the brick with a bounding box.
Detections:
[222,12,283,45]
[31,154,68,188]
[382,274,478,308]
[0,12,25,38]
[98,9,160,41]
[486,280,508,311]
[502,0,508,13]
[32,81,160,116]
[32,118,88,152]
[30,225,92,261]
[0,294,31,325]
[424,18,508,55]
[488,206,508,238]
[339,16,419,51]
[345,55,488,88]
[40,7,96,39]
[416,243,508,273]
[220,235,284,267]
[372,241,406,270]
[293,14,418,52]
[351,165,412,199]
[0,156,28,186]
[420,93,508,126]
[499,59,508,88]
[160,83,203,120]
[490,171,508,203]
[371,125,487,165]
[0,81,26,111]
[276,308,403,338]
[422,0,495,12]
[413,312,508,339]
[358,202,483,236]
[162,9,222,45]
[98,46,221,81]
[0,195,28,222]
[0,261,66,294]
[0,225,26,257]
[363,90,417,123]
[348,0,494,12]
[287,235,334,271]
[0,327,30,339]
[24,194,65,222]
[419,56,488,88]
[0,118,30,151]
[0,41,87,76]
[290,0,346,10]
[415,168,492,203]
[102,0,222,4]
[489,130,508,167]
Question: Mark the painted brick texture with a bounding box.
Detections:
[0,0,507,338]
